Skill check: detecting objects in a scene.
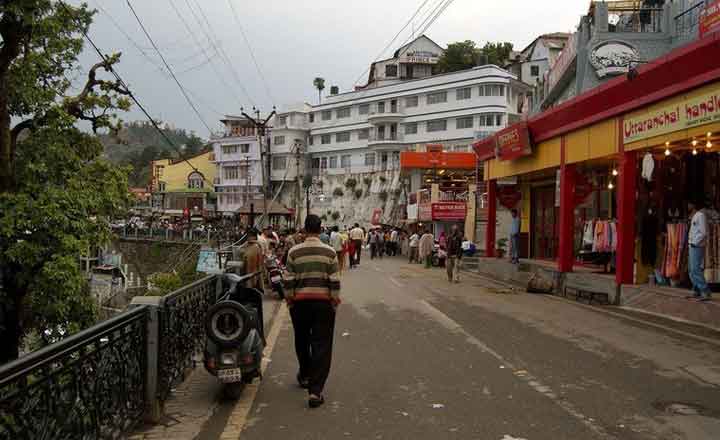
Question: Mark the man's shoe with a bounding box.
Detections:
[697,297,711,302]
[297,373,309,389]
[308,394,325,408]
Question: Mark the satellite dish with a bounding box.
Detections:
[608,14,621,26]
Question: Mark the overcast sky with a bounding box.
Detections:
[71,0,587,137]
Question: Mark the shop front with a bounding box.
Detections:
[473,34,720,315]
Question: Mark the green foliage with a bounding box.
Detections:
[327,210,332,215]
[320,214,328,222]
[379,175,387,183]
[497,238,508,250]
[344,178,357,189]
[313,77,325,104]
[363,177,372,186]
[331,211,340,221]
[379,190,388,202]
[333,187,344,197]
[436,40,514,73]
[354,188,363,199]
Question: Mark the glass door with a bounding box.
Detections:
[531,186,558,260]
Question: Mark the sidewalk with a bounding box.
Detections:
[130,297,282,440]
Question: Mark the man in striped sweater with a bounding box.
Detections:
[284,214,341,408]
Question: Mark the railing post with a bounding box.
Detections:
[129,296,164,423]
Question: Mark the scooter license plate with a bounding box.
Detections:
[271,275,282,284]
[217,368,243,383]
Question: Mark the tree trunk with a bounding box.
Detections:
[0,274,23,363]
[318,90,321,105]
[0,72,13,193]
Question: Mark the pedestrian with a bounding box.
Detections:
[390,228,399,256]
[377,230,385,259]
[687,201,712,301]
[284,214,341,408]
[240,228,264,291]
[408,231,419,263]
[510,209,521,264]
[330,226,345,274]
[346,236,356,269]
[349,223,365,266]
[369,229,378,259]
[419,228,434,268]
[319,227,330,245]
[446,225,463,283]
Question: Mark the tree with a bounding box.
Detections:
[435,40,515,73]
[313,77,325,104]
[0,1,132,362]
[480,42,514,67]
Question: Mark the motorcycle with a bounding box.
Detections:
[432,242,447,267]
[203,272,265,399]
[265,254,285,300]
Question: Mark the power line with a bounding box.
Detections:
[166,0,249,108]
[351,0,433,88]
[57,0,215,187]
[226,0,275,105]
[416,0,455,37]
[126,0,213,134]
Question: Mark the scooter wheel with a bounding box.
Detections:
[223,382,244,400]
[206,301,252,348]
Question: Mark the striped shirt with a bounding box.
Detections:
[284,237,341,303]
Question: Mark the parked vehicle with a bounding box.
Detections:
[432,242,447,267]
[265,254,285,300]
[203,272,264,399]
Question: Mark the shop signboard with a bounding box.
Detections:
[431,202,466,221]
[418,202,433,222]
[371,208,383,225]
[700,0,720,38]
[623,84,720,143]
[472,135,497,161]
[497,186,522,209]
[496,121,532,161]
[407,203,418,221]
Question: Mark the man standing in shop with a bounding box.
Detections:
[446,225,463,283]
[688,201,712,302]
[510,209,521,265]
[349,223,365,267]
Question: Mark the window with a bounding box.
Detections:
[222,145,238,155]
[273,136,285,146]
[272,156,287,170]
[496,114,503,126]
[385,64,398,77]
[240,144,250,153]
[341,154,352,168]
[309,113,315,123]
[531,65,540,77]
[456,87,471,100]
[405,96,418,107]
[359,104,370,115]
[224,166,239,180]
[336,132,350,143]
[188,173,204,189]
[322,110,332,121]
[456,116,474,129]
[358,128,370,140]
[158,181,166,192]
[404,122,418,134]
[320,157,328,170]
[329,156,338,168]
[453,145,468,152]
[321,134,331,144]
[309,136,314,146]
[364,152,376,166]
[427,91,447,105]
[154,165,164,177]
[278,116,287,126]
[337,107,351,118]
[479,84,505,97]
[427,119,447,132]
[377,102,385,113]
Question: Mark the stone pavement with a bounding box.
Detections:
[129,298,282,440]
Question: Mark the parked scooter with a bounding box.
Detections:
[203,272,265,399]
[264,254,285,300]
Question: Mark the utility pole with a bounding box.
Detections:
[294,141,303,228]
[244,156,251,226]
[241,106,276,228]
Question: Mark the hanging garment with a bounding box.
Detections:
[583,221,595,247]
[641,152,655,181]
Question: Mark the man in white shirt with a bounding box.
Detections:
[389,229,399,256]
[349,223,365,267]
[408,231,420,263]
[688,201,711,301]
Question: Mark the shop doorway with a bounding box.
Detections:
[531,185,558,260]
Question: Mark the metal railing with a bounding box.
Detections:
[607,8,664,33]
[116,226,240,245]
[675,1,705,36]
[369,132,403,142]
[0,306,148,440]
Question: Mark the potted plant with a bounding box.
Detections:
[496,238,508,258]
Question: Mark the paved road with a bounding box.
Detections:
[203,257,720,440]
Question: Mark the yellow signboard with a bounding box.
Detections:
[623,85,720,144]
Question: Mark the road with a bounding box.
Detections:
[201,256,720,440]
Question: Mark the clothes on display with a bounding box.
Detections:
[662,222,688,280]
[705,222,720,283]
[582,219,617,253]
[641,152,655,181]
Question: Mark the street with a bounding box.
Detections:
[200,257,720,440]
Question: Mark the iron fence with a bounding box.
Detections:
[0,306,148,440]
[675,1,705,36]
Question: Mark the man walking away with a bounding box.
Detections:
[408,231,420,263]
[446,225,463,282]
[284,214,341,408]
[369,230,378,260]
[390,228,399,256]
[510,209,521,264]
[419,229,435,268]
[349,223,364,267]
[330,226,345,274]
[688,201,712,302]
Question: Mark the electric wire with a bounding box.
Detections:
[57,0,215,188]
[226,0,275,105]
[351,0,433,88]
[126,0,213,134]
[415,0,455,37]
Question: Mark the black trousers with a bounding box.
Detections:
[352,239,363,265]
[289,301,336,395]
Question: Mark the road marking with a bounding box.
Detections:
[218,304,288,440]
[388,276,404,288]
[418,299,616,440]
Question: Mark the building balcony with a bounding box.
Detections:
[368,133,404,148]
[367,110,404,124]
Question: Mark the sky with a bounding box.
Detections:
[70,0,588,137]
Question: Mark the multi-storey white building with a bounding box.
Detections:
[306,65,530,175]
[211,117,265,215]
[268,103,310,184]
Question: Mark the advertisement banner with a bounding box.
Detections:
[407,203,418,221]
[623,84,720,143]
[700,0,720,38]
[472,135,498,161]
[371,208,383,225]
[496,121,533,161]
[418,203,433,222]
[431,202,466,221]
